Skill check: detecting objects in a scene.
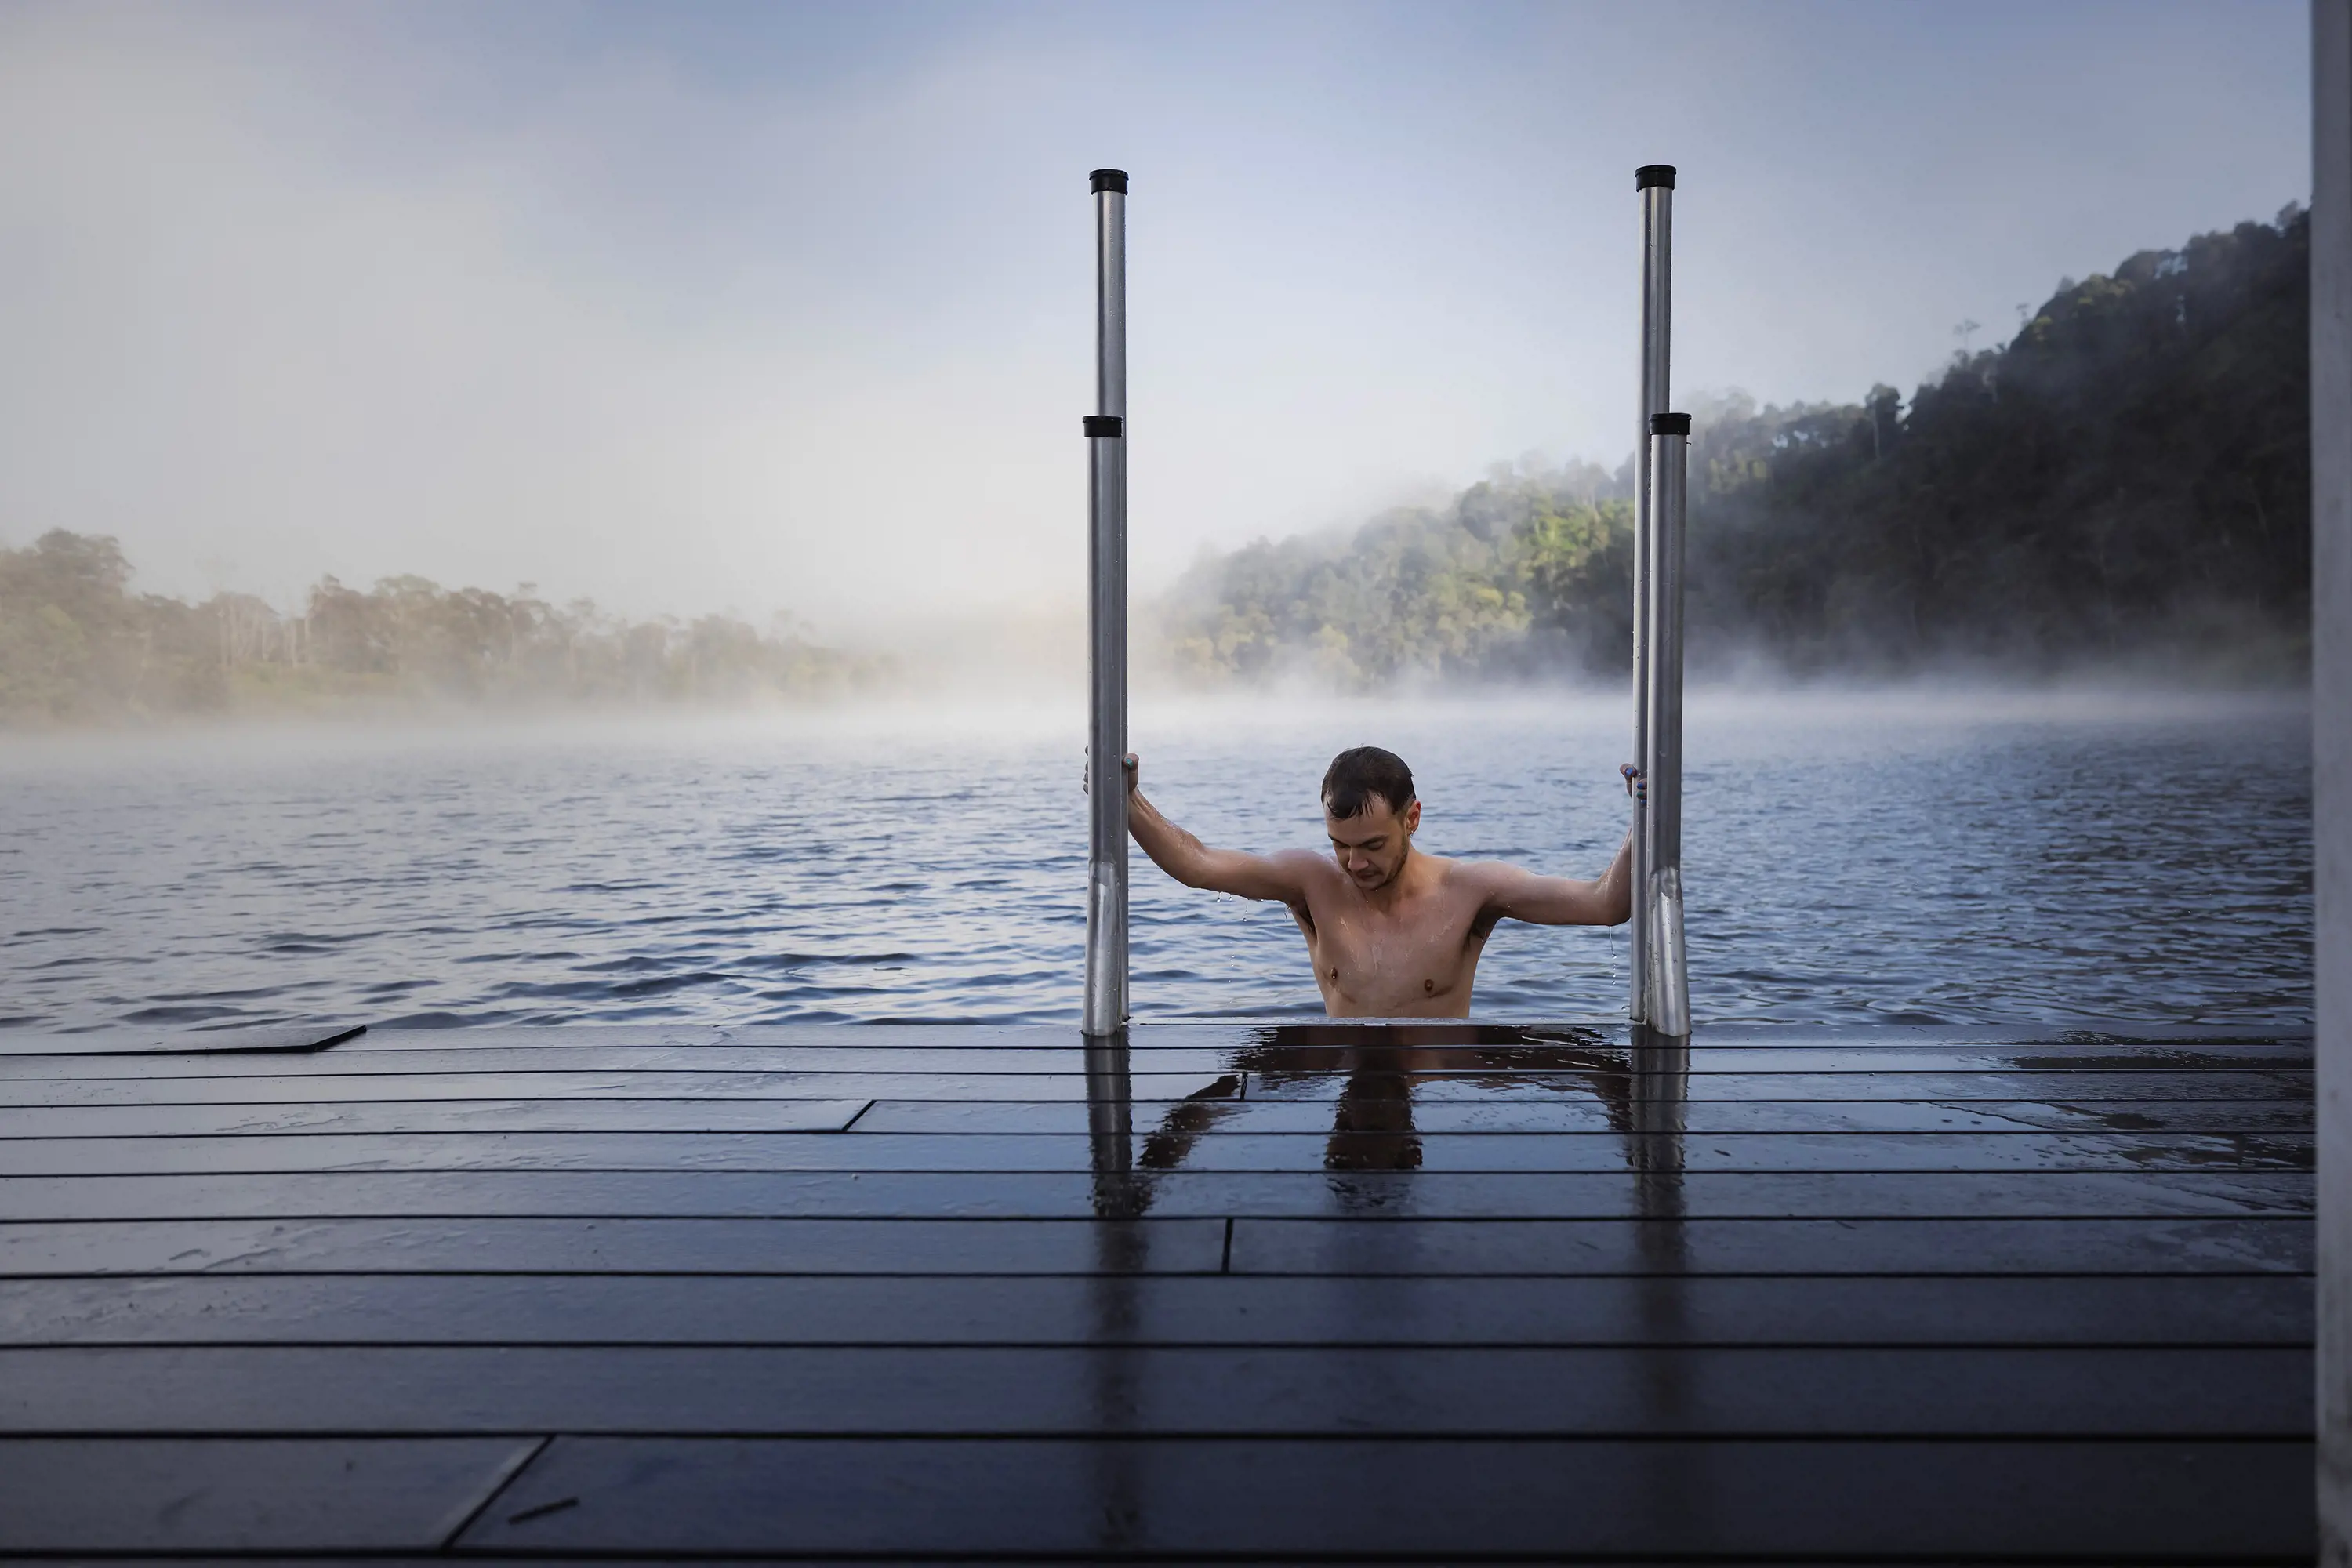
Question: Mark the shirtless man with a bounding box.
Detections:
[1124,745,1632,1018]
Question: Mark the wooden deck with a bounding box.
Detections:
[0,1021,2316,1562]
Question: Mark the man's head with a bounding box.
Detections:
[1321,746,1420,891]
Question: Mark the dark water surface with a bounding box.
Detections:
[0,691,2310,1033]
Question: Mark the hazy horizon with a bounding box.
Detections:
[0,0,2310,639]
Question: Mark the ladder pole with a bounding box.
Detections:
[1630,164,1674,1025]
[2309,0,2352,1547]
[1646,412,1693,1037]
[1082,168,1130,1039]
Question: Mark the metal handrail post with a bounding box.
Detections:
[2310,2,2351,1548]
[1082,168,1130,1038]
[1629,164,1674,1024]
[1644,412,1692,1037]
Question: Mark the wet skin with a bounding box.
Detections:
[1123,756,1632,1018]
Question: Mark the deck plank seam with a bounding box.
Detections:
[0,1337,2314,1351]
[0,1428,2320,1444]
[435,1432,552,1550]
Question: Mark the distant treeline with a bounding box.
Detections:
[0,532,887,724]
[1166,207,2310,683]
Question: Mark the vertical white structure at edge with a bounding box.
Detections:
[2312,3,2350,1556]
[1630,165,1674,1025]
[1083,168,1131,1040]
[1643,413,1693,1039]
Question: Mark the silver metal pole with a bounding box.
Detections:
[1629,164,1674,1025]
[2311,2,2352,1554]
[1082,168,1130,1038]
[1644,412,1691,1038]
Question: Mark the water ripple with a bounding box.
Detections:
[0,695,2312,1031]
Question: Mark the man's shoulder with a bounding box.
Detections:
[1434,856,1540,906]
[1263,848,1339,898]
[1268,847,1333,873]
[1406,852,1493,901]
[1431,853,1515,887]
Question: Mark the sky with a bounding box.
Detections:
[0,0,2313,636]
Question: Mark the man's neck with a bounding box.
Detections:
[1359,842,1421,909]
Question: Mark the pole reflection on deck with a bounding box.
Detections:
[1630,1024,1704,1535]
[1082,1032,1144,1552]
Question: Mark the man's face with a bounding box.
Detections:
[1325,797,1420,891]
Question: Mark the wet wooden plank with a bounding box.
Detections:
[0,1168,2309,1221]
[2,1273,2307,1348]
[386,1020,2306,1044]
[0,1025,365,1059]
[0,1436,539,1552]
[0,1056,2314,1104]
[0,1072,2314,1133]
[335,1024,1083,1052]
[0,1070,1236,1108]
[0,1129,2310,1178]
[0,1217,1229,1277]
[1246,1069,2313,1102]
[0,1040,2311,1080]
[860,1096,2317,1134]
[869,1071,2315,1105]
[0,1214,2307,1278]
[457,1435,2314,1559]
[299,1020,2299,1047]
[0,1044,1229,1079]
[0,1561,1949,1568]
[1225,1216,2312,1275]
[3,1093,2318,1142]
[0,1345,2309,1436]
[0,1100,877,1139]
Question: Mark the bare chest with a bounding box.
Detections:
[1295,891,1487,1011]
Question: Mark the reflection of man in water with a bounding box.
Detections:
[1126,746,1631,1018]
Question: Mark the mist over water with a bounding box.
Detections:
[0,688,2310,1033]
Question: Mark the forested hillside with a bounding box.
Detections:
[3,208,2310,721]
[0,532,884,724]
[1165,206,2310,683]
[1160,457,1634,684]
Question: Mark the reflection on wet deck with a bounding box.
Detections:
[1090,1029,1697,1200]
[0,1022,2315,1560]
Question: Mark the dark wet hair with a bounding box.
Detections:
[1321,746,1416,818]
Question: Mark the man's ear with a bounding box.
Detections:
[1403,800,1422,835]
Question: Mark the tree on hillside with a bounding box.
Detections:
[0,539,887,724]
[1164,205,2311,684]
[1687,207,2308,670]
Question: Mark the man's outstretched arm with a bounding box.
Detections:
[1122,755,1319,902]
[1479,829,1634,927]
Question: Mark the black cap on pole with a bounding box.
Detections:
[1091,169,1129,193]
[1650,412,1692,436]
[1635,165,1677,190]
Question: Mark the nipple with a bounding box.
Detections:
[1423,978,1435,994]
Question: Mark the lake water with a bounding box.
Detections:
[0,689,2312,1033]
